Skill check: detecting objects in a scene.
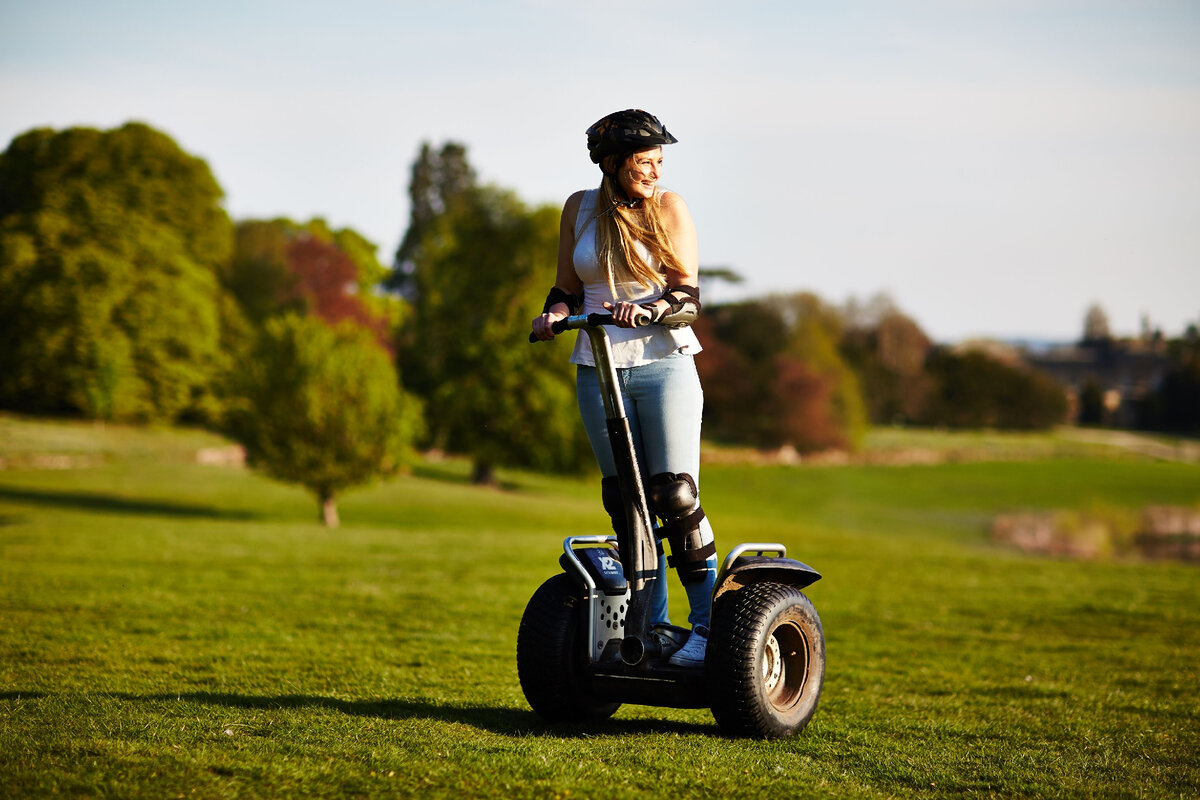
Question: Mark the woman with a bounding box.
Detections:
[531,109,716,668]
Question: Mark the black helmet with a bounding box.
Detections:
[586,109,678,165]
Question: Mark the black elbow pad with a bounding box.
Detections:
[641,285,701,328]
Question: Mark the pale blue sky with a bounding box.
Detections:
[2,0,1198,341]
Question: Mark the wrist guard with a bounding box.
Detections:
[543,286,582,315]
[639,285,701,328]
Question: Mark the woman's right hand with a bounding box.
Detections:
[603,301,653,328]
[532,308,568,341]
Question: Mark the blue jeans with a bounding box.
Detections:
[576,353,716,630]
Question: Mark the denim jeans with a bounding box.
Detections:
[576,352,717,629]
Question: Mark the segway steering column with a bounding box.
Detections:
[534,313,661,665]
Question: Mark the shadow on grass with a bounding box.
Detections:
[411,463,524,493]
[0,486,257,521]
[123,691,717,739]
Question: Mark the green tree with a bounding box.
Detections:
[1138,322,1200,434]
[0,122,232,421]
[403,181,591,483]
[695,293,867,452]
[841,295,933,425]
[920,349,1068,430]
[1078,379,1106,426]
[389,141,475,294]
[223,219,298,323]
[694,302,791,447]
[228,315,421,527]
[775,293,868,448]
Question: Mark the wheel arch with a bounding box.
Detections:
[714,555,821,603]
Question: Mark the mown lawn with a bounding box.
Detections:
[1,415,1197,798]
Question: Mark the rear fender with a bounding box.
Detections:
[713,543,821,602]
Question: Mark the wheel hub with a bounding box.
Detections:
[761,634,783,691]
[761,621,809,712]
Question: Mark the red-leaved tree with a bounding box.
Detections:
[285,237,392,353]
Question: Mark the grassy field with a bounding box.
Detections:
[1,414,1198,798]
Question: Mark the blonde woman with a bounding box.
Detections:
[531,109,715,668]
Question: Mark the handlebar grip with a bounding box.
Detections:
[529,312,620,343]
[528,317,572,343]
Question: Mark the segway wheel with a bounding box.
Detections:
[707,581,825,739]
[517,573,621,722]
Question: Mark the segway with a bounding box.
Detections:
[519,313,825,739]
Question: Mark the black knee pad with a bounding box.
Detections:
[646,472,715,585]
[603,476,665,556]
[647,472,698,518]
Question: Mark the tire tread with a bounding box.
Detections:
[517,573,620,722]
[707,581,824,739]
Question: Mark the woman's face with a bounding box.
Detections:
[617,147,663,201]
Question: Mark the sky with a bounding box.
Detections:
[2,0,1198,343]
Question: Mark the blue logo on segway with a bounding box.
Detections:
[579,547,628,594]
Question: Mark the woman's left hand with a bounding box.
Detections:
[603,301,652,328]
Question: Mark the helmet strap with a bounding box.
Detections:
[602,169,643,213]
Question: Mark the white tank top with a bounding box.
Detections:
[568,188,703,367]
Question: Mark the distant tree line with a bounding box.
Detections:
[1027,303,1200,435]
[1078,304,1200,435]
[1138,327,1200,434]
[2,122,1194,522]
[696,292,1070,453]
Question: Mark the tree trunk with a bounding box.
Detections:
[320,494,340,528]
[472,459,496,487]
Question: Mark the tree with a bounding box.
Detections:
[388,141,475,294]
[1137,322,1200,434]
[920,349,1067,430]
[693,305,791,448]
[0,122,232,421]
[767,355,840,452]
[401,178,591,483]
[222,218,401,352]
[227,315,421,527]
[223,219,299,323]
[1152,361,1200,434]
[841,295,933,425]
[695,294,866,452]
[284,236,393,351]
[770,292,868,449]
[1082,303,1112,345]
[1077,379,1106,426]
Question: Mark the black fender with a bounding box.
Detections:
[713,544,821,602]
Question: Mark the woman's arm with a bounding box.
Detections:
[606,190,702,328]
[660,191,698,289]
[555,191,587,296]
[532,191,586,340]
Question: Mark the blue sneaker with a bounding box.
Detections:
[667,625,708,668]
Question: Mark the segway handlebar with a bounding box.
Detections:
[528,311,651,343]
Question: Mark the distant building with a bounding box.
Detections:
[1025,337,1170,427]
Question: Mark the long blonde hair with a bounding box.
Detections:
[589,152,688,297]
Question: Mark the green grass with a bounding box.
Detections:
[2,414,1198,798]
